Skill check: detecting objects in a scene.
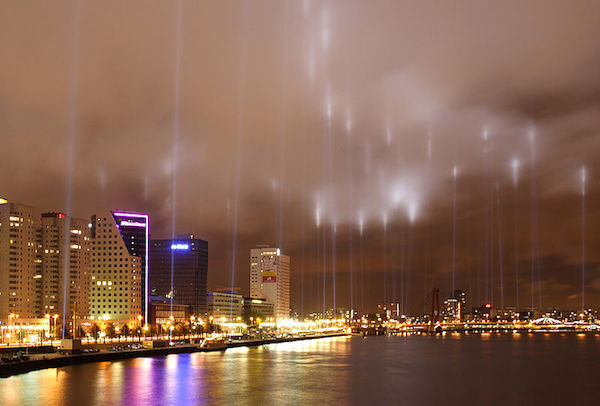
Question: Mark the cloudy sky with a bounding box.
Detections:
[2,0,599,314]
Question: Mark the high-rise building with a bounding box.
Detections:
[40,213,91,326]
[0,199,41,321]
[377,302,402,319]
[453,289,466,319]
[443,298,459,321]
[149,235,208,316]
[250,246,290,320]
[89,211,148,324]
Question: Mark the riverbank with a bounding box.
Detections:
[0,332,348,378]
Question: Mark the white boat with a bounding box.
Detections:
[199,337,227,351]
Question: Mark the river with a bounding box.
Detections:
[1,333,598,405]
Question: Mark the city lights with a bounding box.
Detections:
[1,2,600,403]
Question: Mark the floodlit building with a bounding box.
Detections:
[250,246,290,320]
[472,304,493,321]
[377,303,402,319]
[453,289,466,319]
[443,298,459,321]
[149,296,190,325]
[149,235,208,316]
[0,199,41,321]
[40,212,91,326]
[243,297,274,321]
[207,290,243,320]
[89,211,148,324]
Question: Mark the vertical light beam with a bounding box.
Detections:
[581,165,586,313]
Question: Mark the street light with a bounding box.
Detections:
[53,314,59,340]
[45,314,50,343]
[189,316,195,339]
[8,313,18,345]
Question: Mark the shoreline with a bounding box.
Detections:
[0,333,348,379]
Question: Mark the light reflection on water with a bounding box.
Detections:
[1,334,599,405]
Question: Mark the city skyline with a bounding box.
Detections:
[1,195,597,317]
[1,1,599,315]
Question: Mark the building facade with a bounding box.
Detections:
[250,246,290,320]
[0,199,41,321]
[443,298,459,321]
[40,213,91,326]
[207,291,243,320]
[149,235,208,316]
[243,297,274,321]
[89,211,148,323]
[149,297,190,325]
[452,289,466,319]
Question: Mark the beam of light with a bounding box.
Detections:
[229,0,249,321]
[581,166,587,196]
[169,0,184,335]
[427,129,432,160]
[451,164,457,293]
[320,7,329,52]
[511,158,519,186]
[364,141,371,175]
[390,183,407,207]
[512,158,520,309]
[358,212,364,236]
[528,124,536,145]
[385,120,392,146]
[496,181,504,310]
[325,87,333,120]
[407,200,418,224]
[579,165,586,311]
[61,0,82,340]
[482,125,490,304]
[331,217,337,315]
[482,126,489,156]
[528,122,542,312]
[302,0,310,16]
[382,209,388,304]
[315,198,321,228]
[345,106,354,317]
[307,43,315,83]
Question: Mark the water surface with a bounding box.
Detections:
[1,334,598,405]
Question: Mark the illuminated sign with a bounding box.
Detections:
[262,270,277,283]
[120,220,146,227]
[171,243,190,250]
[0,198,7,204]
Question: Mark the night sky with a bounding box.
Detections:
[2,1,599,314]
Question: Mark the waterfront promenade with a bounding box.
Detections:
[0,332,348,378]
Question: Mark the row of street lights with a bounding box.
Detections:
[44,313,59,340]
